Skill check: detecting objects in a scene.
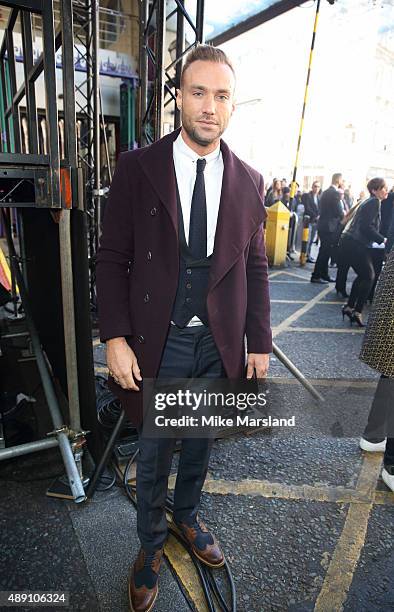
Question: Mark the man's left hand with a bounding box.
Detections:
[246,353,270,379]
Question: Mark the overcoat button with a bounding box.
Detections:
[186,268,192,275]
[137,335,145,344]
[147,251,152,260]
[186,283,192,290]
[144,293,150,302]
[185,297,191,303]
[150,207,157,216]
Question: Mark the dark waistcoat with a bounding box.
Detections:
[171,183,212,327]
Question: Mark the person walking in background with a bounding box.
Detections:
[330,188,345,268]
[282,187,298,260]
[265,178,282,207]
[368,185,394,301]
[311,173,345,284]
[302,181,321,263]
[293,184,303,213]
[281,186,291,210]
[359,245,394,491]
[344,188,354,212]
[335,197,364,298]
[339,177,388,327]
[380,186,394,237]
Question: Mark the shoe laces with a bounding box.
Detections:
[186,516,208,533]
[143,551,159,569]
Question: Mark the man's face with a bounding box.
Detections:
[177,60,235,149]
[312,183,320,194]
[338,176,345,189]
[375,184,388,200]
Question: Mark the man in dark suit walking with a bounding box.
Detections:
[301,181,321,263]
[96,45,272,612]
[311,173,345,283]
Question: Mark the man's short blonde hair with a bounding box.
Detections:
[180,44,235,86]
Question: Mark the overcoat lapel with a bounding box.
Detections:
[137,128,181,238]
[208,140,265,293]
[136,128,265,293]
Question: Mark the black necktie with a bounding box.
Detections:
[188,158,207,259]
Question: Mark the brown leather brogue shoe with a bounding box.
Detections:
[128,547,163,612]
[174,516,224,568]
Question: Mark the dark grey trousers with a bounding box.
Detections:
[136,324,225,552]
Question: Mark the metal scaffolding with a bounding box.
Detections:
[71,0,101,309]
[0,0,88,501]
[139,0,205,145]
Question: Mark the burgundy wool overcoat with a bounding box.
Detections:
[96,128,272,425]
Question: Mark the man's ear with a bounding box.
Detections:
[176,88,182,111]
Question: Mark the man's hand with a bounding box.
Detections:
[106,337,142,391]
[246,353,270,379]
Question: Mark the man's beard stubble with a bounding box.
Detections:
[182,116,223,148]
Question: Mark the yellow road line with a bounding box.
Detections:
[164,535,209,612]
[269,378,376,389]
[281,270,310,280]
[280,327,364,334]
[314,453,382,612]
[201,478,369,504]
[169,472,391,507]
[273,285,331,338]
[271,300,346,305]
[270,279,311,284]
[374,490,394,505]
[271,299,308,304]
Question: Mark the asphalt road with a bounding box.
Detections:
[1,257,393,612]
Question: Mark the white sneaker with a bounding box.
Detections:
[359,437,386,452]
[382,468,394,492]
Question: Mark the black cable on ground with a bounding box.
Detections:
[205,567,231,612]
[167,525,216,612]
[94,465,117,491]
[95,376,135,433]
[121,448,237,612]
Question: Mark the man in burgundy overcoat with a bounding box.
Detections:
[96,44,272,612]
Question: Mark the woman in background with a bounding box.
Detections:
[335,198,363,298]
[265,178,282,207]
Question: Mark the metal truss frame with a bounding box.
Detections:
[139,0,205,146]
[207,0,310,47]
[0,0,101,499]
[70,0,101,311]
[0,0,65,208]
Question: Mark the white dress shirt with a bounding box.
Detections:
[173,132,223,256]
[172,132,224,326]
